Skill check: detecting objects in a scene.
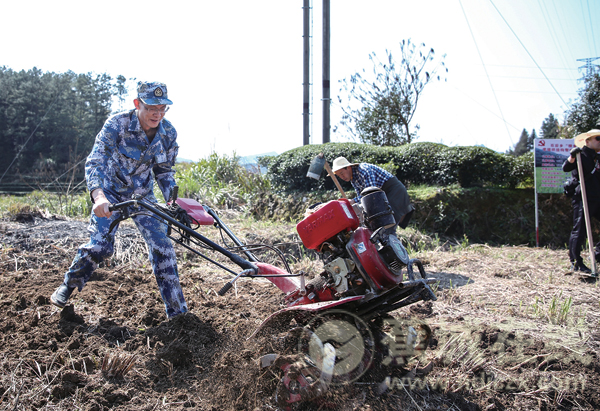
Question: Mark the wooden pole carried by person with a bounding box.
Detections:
[575,151,597,275]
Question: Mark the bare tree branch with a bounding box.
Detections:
[336,39,447,146]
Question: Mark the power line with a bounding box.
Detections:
[488,0,569,108]
[481,64,578,71]
[537,0,574,82]
[549,0,578,83]
[474,74,577,81]
[451,85,521,132]
[459,0,514,145]
[496,90,578,95]
[0,91,61,185]
[585,0,598,55]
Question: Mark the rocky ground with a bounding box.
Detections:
[0,208,599,410]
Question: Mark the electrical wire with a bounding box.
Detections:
[488,0,568,107]
[549,0,579,83]
[450,85,521,132]
[537,0,576,84]
[41,157,87,190]
[482,64,578,71]
[581,0,597,57]
[0,91,61,184]
[458,0,514,146]
[585,0,597,56]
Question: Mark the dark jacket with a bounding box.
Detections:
[562,146,600,203]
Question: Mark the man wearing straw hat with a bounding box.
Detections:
[562,128,600,274]
[331,157,414,232]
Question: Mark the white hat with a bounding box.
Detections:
[574,129,600,148]
[331,157,359,173]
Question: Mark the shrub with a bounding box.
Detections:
[436,146,513,187]
[266,142,533,191]
[395,142,449,186]
[172,153,271,208]
[265,143,398,192]
[507,152,534,188]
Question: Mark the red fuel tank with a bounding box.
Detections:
[297,199,359,250]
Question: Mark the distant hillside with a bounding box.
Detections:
[239,152,277,174]
[239,152,277,165]
[177,152,277,165]
[176,152,276,174]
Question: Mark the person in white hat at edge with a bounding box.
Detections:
[331,157,414,233]
[562,128,600,274]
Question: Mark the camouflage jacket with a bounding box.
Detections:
[85,109,178,203]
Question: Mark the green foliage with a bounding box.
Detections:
[565,73,600,134]
[0,169,575,248]
[436,146,513,187]
[0,190,91,218]
[337,39,447,145]
[394,142,447,185]
[266,142,401,193]
[172,152,271,208]
[412,187,576,246]
[540,113,560,139]
[0,66,124,176]
[266,142,532,192]
[507,152,534,188]
[508,129,535,157]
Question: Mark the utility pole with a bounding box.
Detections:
[302,0,311,146]
[322,0,330,144]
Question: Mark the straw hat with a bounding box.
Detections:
[574,129,600,148]
[331,157,359,173]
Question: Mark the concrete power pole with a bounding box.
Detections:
[322,0,331,144]
[303,0,311,146]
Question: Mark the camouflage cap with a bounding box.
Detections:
[137,81,173,105]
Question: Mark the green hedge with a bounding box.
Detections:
[263,142,533,192]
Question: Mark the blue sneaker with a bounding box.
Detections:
[50,284,75,308]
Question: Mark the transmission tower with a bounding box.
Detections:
[577,57,600,81]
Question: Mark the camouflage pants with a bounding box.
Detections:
[63,209,188,318]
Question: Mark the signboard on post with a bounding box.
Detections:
[533,138,574,246]
[534,138,574,193]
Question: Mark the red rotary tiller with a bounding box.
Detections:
[108,184,436,408]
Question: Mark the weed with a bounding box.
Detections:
[101,351,137,378]
[531,296,541,317]
[460,234,469,249]
[529,292,574,325]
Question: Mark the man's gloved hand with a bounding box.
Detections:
[570,147,582,157]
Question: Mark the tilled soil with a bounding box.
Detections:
[0,211,599,410]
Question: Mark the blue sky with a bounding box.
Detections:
[2,0,598,160]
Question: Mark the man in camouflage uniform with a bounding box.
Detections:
[50,81,188,319]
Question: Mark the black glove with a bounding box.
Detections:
[570,147,582,157]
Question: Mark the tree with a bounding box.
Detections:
[508,129,531,157]
[540,113,559,139]
[528,129,537,150]
[0,67,121,176]
[565,73,600,134]
[336,39,447,146]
